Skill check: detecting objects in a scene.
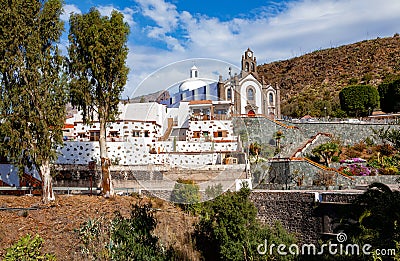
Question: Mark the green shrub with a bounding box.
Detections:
[194,187,297,260]
[205,183,223,200]
[332,155,340,163]
[77,217,110,260]
[171,179,201,213]
[3,234,56,261]
[109,204,173,261]
[364,137,375,146]
[77,204,176,261]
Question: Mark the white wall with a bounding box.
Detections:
[239,76,263,114]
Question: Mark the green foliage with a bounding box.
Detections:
[77,217,110,260]
[171,179,201,204]
[373,127,400,150]
[368,154,400,175]
[0,0,67,199]
[68,8,129,124]
[348,78,358,85]
[194,187,297,260]
[249,142,262,156]
[4,234,56,261]
[249,142,262,162]
[362,73,373,84]
[110,204,172,261]
[339,85,379,116]
[343,183,400,254]
[332,108,348,119]
[274,130,285,154]
[365,137,375,146]
[171,179,201,213]
[312,142,340,167]
[78,204,175,261]
[205,183,223,200]
[378,74,400,113]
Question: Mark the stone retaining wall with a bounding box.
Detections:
[252,160,355,190]
[250,191,322,243]
[250,190,362,243]
[286,122,400,145]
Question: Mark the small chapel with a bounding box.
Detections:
[218,48,281,118]
[160,48,281,119]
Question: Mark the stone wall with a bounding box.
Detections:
[251,159,355,190]
[250,191,322,243]
[352,175,399,185]
[233,118,399,159]
[285,122,400,145]
[250,190,362,243]
[233,118,307,157]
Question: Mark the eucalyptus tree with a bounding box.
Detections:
[68,9,129,197]
[0,0,66,202]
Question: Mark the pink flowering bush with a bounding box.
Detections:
[343,164,377,176]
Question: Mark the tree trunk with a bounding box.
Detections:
[39,160,55,203]
[99,117,113,197]
[323,155,331,168]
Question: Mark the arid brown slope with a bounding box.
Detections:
[0,195,199,260]
[258,35,400,115]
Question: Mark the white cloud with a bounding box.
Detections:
[97,5,136,27]
[135,0,179,34]
[61,4,81,22]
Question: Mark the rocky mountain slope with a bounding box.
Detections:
[258,34,400,117]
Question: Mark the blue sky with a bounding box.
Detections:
[61,0,400,97]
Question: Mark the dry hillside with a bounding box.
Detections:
[0,195,199,260]
[258,34,400,116]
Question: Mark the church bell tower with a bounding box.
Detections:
[241,48,258,78]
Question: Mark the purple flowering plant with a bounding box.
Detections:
[343,164,377,176]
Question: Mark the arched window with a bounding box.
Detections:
[269,93,274,104]
[245,62,249,72]
[251,63,255,72]
[247,88,254,101]
[227,88,232,100]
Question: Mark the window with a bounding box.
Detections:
[247,88,255,101]
[110,131,119,137]
[214,131,227,138]
[269,93,274,104]
[227,88,232,100]
[251,63,255,72]
[132,130,141,137]
[245,62,249,72]
[193,131,200,138]
[89,131,100,141]
[144,130,149,137]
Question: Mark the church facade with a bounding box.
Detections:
[218,48,281,118]
[160,48,281,118]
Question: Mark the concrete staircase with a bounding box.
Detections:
[292,133,332,158]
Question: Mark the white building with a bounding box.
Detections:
[58,100,242,167]
[57,49,279,169]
